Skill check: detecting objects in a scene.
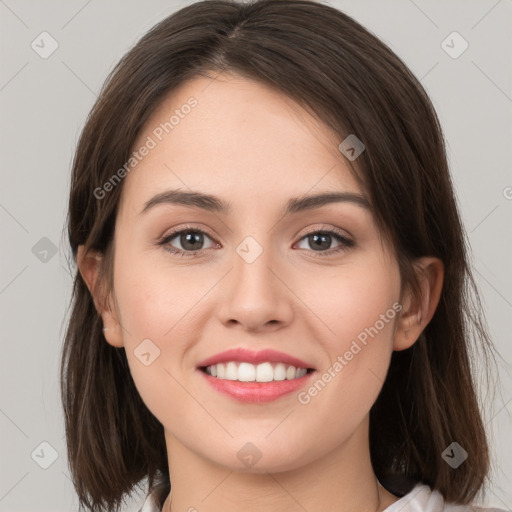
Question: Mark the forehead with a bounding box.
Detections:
[120,72,362,214]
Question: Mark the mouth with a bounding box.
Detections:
[198,362,316,383]
[195,347,317,402]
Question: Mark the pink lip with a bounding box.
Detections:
[198,369,317,403]
[196,347,315,370]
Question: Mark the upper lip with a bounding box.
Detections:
[196,347,316,370]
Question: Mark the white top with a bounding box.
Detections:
[137,481,510,512]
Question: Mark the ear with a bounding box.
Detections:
[394,256,444,351]
[76,245,124,348]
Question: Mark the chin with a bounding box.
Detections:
[206,439,312,474]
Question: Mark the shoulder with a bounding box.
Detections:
[383,483,511,512]
[138,480,511,512]
[138,480,171,512]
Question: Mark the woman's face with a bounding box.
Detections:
[104,72,404,472]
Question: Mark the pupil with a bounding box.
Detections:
[310,233,330,251]
[182,232,203,250]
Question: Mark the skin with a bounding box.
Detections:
[78,72,444,512]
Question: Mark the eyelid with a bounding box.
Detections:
[159,223,218,242]
[159,223,352,243]
[298,224,353,241]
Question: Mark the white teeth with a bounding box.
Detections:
[297,367,307,378]
[274,363,287,381]
[204,361,310,382]
[256,362,274,382]
[225,361,238,380]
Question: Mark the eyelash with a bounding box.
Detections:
[157,224,354,259]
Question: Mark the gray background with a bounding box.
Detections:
[1,0,511,510]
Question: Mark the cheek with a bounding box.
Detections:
[111,251,198,413]
[114,249,196,342]
[313,260,399,344]
[305,261,400,400]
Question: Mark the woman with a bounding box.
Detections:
[61,1,508,511]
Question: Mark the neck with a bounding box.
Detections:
[161,417,400,512]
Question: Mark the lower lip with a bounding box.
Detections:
[198,368,317,403]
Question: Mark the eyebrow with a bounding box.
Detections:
[140,189,370,216]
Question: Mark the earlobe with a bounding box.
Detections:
[393,257,444,351]
[76,245,124,348]
[101,311,124,348]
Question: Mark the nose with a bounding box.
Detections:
[216,238,294,333]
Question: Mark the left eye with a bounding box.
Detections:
[295,230,353,253]
[160,229,218,255]
[158,227,353,258]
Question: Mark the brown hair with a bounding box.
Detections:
[61,0,501,510]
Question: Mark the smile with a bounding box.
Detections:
[198,365,317,403]
[201,361,312,382]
